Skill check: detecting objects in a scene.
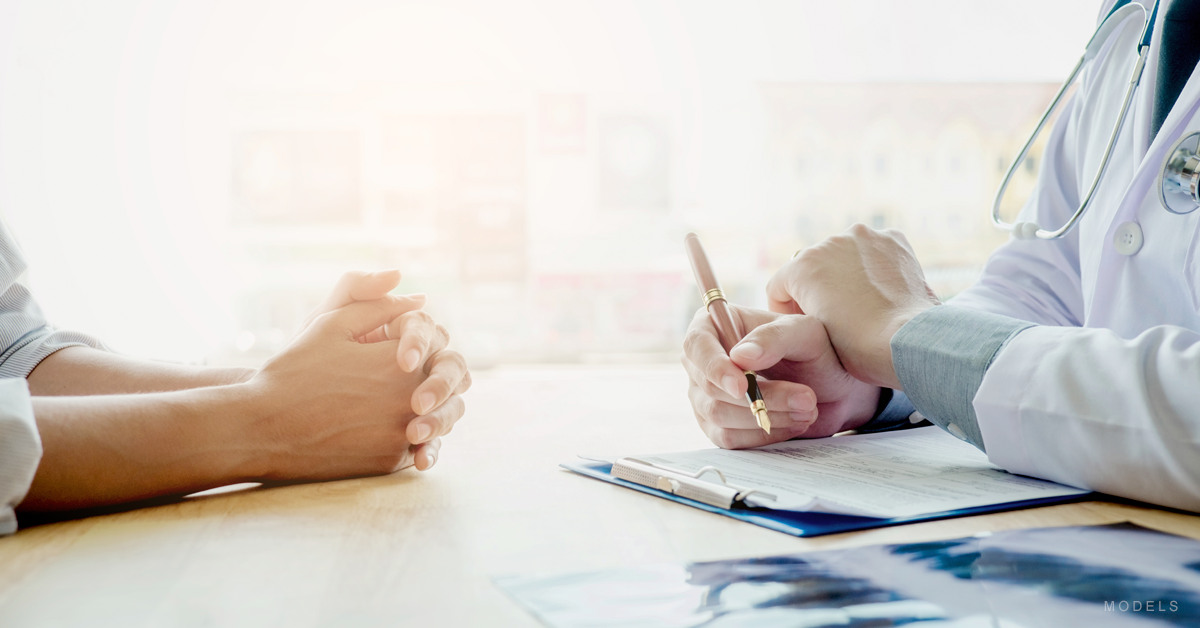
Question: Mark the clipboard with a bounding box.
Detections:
[561,458,1093,537]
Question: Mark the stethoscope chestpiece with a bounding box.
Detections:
[1159,131,1200,215]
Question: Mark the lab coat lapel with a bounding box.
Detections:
[1088,14,1200,329]
[1130,0,1160,160]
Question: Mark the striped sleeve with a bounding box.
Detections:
[0,223,104,377]
[0,219,104,534]
[0,378,39,534]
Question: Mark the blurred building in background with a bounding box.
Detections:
[217,82,1058,366]
[759,83,1062,298]
[0,0,1101,367]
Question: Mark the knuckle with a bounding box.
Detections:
[430,350,468,377]
[423,414,446,435]
[401,310,435,335]
[413,310,435,326]
[427,374,454,396]
[445,394,466,418]
[445,350,467,368]
[686,382,708,413]
[791,246,816,266]
[311,309,340,330]
[699,350,729,378]
[711,428,735,450]
[681,328,703,356]
[339,270,368,284]
[753,320,783,344]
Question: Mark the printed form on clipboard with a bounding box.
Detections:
[610,426,1088,519]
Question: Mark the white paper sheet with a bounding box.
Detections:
[633,427,1088,519]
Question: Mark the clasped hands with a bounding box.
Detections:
[243,269,470,479]
[682,225,940,449]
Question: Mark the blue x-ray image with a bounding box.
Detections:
[496,524,1200,627]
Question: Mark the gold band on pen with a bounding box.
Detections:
[703,288,726,308]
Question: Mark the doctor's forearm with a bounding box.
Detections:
[27,346,255,396]
[892,307,1200,512]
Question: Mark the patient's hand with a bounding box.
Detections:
[245,296,468,480]
[294,270,471,471]
[682,306,879,449]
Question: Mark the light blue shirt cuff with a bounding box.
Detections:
[890,306,1034,452]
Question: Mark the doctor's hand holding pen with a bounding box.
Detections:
[682,304,882,450]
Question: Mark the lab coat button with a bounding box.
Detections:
[947,423,968,441]
[1113,221,1143,255]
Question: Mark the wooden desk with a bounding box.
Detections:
[1,365,1197,626]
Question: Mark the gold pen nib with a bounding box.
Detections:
[751,399,770,434]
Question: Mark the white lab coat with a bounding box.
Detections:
[952,0,1200,511]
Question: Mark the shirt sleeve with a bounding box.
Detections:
[0,218,104,534]
[855,389,928,434]
[0,378,39,535]
[0,222,105,379]
[890,305,1033,451]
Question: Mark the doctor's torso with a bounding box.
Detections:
[1049,0,1200,337]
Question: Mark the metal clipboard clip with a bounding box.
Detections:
[611,458,777,510]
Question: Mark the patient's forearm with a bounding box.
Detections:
[19,387,262,511]
[27,347,255,396]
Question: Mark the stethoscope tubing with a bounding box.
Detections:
[991,0,1159,240]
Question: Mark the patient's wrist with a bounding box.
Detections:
[183,382,274,482]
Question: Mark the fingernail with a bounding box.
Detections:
[788,392,816,411]
[414,423,432,442]
[404,349,421,371]
[418,392,436,415]
[733,342,763,360]
[408,293,427,301]
[371,269,400,278]
[425,451,436,468]
[721,375,741,398]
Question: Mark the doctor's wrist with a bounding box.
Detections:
[843,304,932,392]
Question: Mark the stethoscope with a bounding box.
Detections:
[992,0,1200,240]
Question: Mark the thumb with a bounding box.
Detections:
[728,314,830,371]
[326,269,403,310]
[319,296,416,339]
[301,270,407,332]
[765,264,805,315]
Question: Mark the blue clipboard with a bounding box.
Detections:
[562,459,1094,537]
